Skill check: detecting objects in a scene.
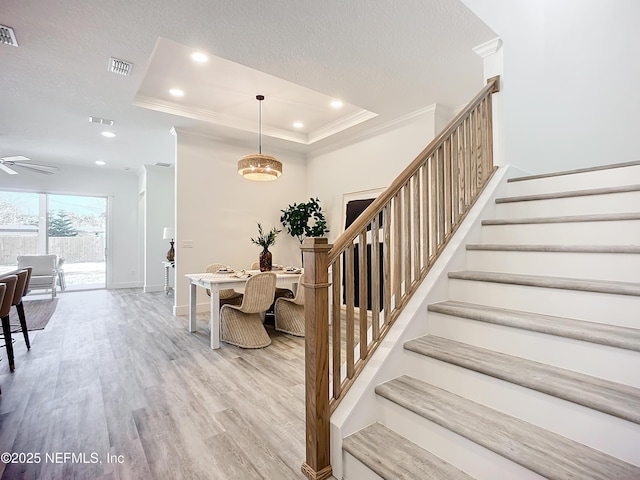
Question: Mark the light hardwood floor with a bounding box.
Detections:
[0,289,307,479]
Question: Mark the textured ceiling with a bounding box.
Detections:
[0,0,496,173]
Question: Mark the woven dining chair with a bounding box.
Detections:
[274,283,305,337]
[205,263,243,307]
[250,261,294,313]
[220,272,276,348]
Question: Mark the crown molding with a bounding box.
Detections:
[307,110,379,144]
[134,95,377,146]
[308,103,446,158]
[472,37,503,58]
[133,95,308,144]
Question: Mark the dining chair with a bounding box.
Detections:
[17,254,57,299]
[205,263,243,307]
[0,282,5,392]
[250,261,294,312]
[11,268,32,351]
[0,269,29,369]
[0,275,18,371]
[274,283,305,337]
[220,272,276,348]
[56,257,66,291]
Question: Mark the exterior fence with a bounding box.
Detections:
[0,235,105,265]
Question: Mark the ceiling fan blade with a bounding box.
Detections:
[1,155,30,162]
[0,163,19,175]
[14,163,60,175]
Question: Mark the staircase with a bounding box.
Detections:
[340,161,640,479]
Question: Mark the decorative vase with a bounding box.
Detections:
[259,247,272,272]
[167,240,175,262]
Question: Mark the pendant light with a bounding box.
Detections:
[238,95,282,181]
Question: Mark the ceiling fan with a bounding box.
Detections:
[0,156,60,175]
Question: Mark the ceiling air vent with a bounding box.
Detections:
[108,57,133,76]
[0,25,18,47]
[89,116,114,126]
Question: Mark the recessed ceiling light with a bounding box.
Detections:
[101,131,116,138]
[95,160,106,166]
[293,122,304,129]
[169,88,184,97]
[191,52,208,63]
[330,100,343,108]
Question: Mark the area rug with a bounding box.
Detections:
[11,298,58,332]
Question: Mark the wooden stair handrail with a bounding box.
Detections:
[301,76,501,480]
[329,76,500,262]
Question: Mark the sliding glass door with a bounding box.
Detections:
[0,190,107,290]
[47,195,106,290]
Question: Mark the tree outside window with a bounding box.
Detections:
[48,211,78,237]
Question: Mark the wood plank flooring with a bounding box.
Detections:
[0,289,307,479]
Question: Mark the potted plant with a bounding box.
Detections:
[250,223,281,271]
[280,197,329,264]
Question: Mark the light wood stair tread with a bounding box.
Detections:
[343,422,476,480]
[495,184,640,203]
[448,270,640,296]
[375,376,640,480]
[508,161,640,183]
[427,300,640,352]
[466,244,640,254]
[482,212,640,225]
[404,335,640,424]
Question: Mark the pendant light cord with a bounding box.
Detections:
[257,94,264,155]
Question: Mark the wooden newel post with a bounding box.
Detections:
[301,237,333,480]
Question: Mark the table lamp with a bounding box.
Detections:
[163,227,175,262]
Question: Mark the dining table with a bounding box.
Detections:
[0,266,19,276]
[185,269,303,349]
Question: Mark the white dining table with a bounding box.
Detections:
[185,269,303,349]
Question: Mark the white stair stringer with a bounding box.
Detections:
[336,162,640,479]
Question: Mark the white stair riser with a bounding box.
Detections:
[448,278,640,328]
[466,250,640,283]
[494,191,640,218]
[343,452,384,480]
[427,311,640,387]
[507,166,640,196]
[481,220,640,245]
[376,397,546,480]
[402,352,640,465]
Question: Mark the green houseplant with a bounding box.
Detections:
[280,198,329,264]
[250,223,281,271]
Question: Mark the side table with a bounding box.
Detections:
[162,261,175,294]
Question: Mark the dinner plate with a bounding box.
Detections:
[217,268,234,274]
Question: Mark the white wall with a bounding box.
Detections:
[141,165,175,292]
[461,0,640,174]
[306,105,448,241]
[174,131,307,313]
[0,165,141,288]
